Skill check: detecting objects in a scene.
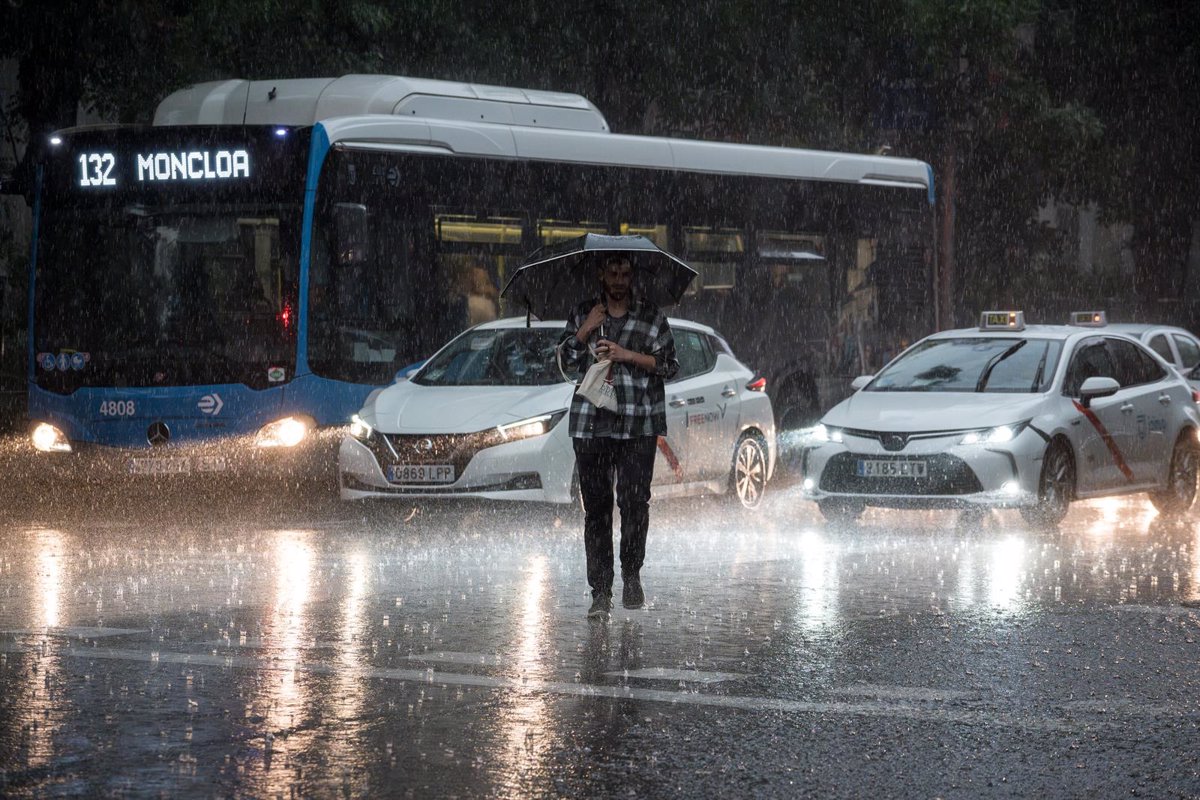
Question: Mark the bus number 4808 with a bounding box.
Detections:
[99,400,135,417]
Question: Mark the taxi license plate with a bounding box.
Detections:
[388,464,455,484]
[857,459,927,478]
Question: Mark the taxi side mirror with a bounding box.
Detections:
[1078,376,1120,407]
[850,375,873,391]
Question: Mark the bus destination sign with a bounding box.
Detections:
[75,148,251,189]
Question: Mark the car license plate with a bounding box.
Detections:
[388,464,455,484]
[128,456,228,475]
[129,457,192,475]
[857,459,927,478]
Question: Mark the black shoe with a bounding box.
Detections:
[588,591,613,618]
[622,573,645,609]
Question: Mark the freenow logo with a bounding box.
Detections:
[197,393,224,416]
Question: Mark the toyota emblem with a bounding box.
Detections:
[882,434,908,452]
[147,421,171,446]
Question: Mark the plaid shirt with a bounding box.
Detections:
[560,298,680,439]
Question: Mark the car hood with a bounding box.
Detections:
[823,391,1046,433]
[365,381,574,434]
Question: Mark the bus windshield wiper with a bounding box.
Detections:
[975,340,1027,392]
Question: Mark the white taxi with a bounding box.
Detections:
[802,311,1200,526]
[339,317,776,508]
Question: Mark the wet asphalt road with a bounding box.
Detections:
[2,450,1200,797]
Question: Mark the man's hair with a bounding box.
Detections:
[602,254,632,270]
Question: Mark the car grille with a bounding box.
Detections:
[357,430,501,479]
[819,452,983,496]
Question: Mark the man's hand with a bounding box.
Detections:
[596,339,656,372]
[577,303,607,342]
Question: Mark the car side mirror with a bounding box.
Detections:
[850,375,873,391]
[334,202,369,266]
[1078,376,1120,407]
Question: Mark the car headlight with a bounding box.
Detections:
[810,423,844,444]
[32,422,72,453]
[959,422,1026,446]
[349,414,374,441]
[255,416,310,448]
[496,410,567,442]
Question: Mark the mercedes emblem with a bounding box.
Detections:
[147,421,171,447]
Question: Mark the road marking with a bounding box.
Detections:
[0,627,147,639]
[605,668,746,683]
[401,651,504,667]
[47,646,1141,732]
[825,684,974,701]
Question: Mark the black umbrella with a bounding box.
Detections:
[501,233,698,320]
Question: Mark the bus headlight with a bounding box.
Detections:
[32,422,72,453]
[349,414,373,441]
[496,411,566,443]
[256,416,310,448]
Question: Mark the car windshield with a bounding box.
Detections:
[413,328,566,387]
[867,337,1063,393]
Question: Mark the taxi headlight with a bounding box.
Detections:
[496,410,567,443]
[32,422,72,453]
[349,414,374,441]
[960,422,1025,446]
[256,416,310,448]
[811,423,843,444]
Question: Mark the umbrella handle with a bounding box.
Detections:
[556,341,582,386]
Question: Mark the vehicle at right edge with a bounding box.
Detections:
[801,311,1200,527]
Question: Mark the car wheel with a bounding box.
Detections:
[1150,433,1199,516]
[818,498,864,525]
[1021,439,1074,529]
[729,434,768,509]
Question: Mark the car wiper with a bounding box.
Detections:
[1029,344,1049,392]
[975,340,1027,392]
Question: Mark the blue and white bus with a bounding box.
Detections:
[28,75,935,478]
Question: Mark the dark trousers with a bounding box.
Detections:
[573,435,657,595]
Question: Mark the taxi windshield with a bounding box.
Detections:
[413,328,565,387]
[868,337,1063,393]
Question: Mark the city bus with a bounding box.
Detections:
[27,74,935,479]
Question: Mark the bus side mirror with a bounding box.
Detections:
[1078,376,1120,408]
[334,203,369,266]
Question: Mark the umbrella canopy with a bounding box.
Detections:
[501,233,698,320]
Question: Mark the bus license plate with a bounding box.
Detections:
[388,464,455,484]
[857,459,927,478]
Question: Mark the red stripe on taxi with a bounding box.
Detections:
[1072,400,1135,482]
[657,436,684,482]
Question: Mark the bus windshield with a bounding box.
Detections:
[34,202,301,392]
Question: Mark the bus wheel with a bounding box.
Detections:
[1150,433,1199,515]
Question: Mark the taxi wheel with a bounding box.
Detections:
[1021,440,1074,528]
[818,498,864,525]
[1150,434,1200,516]
[729,434,768,509]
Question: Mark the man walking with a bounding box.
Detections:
[560,255,679,618]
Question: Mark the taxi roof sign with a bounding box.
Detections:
[1069,310,1108,327]
[979,311,1025,331]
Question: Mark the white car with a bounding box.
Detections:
[802,311,1200,526]
[339,317,776,508]
[1107,323,1200,390]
